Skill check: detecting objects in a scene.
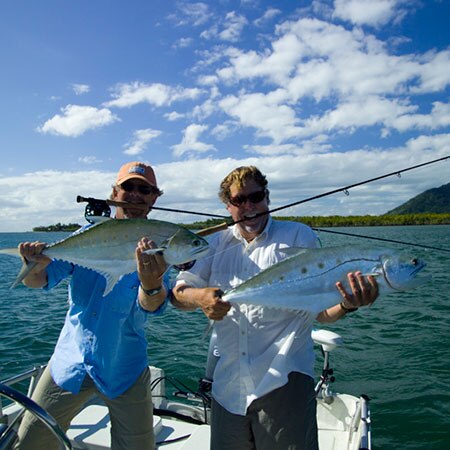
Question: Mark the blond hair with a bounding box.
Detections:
[219,166,269,204]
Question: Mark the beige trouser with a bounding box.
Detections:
[14,365,155,450]
[210,372,318,450]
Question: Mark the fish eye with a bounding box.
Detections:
[192,239,202,247]
[411,258,418,266]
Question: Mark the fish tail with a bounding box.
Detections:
[11,260,39,288]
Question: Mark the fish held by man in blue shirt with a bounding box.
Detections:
[0,218,209,296]
[222,246,430,314]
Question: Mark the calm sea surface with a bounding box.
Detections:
[0,226,449,449]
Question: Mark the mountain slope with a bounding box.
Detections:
[386,182,450,214]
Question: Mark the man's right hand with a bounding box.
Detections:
[172,285,231,320]
[196,287,231,320]
[18,241,51,266]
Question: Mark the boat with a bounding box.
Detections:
[0,328,370,450]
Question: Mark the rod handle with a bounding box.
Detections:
[195,222,229,236]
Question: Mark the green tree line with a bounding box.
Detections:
[33,223,81,232]
[185,213,450,229]
[32,213,450,232]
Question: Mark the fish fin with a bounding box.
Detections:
[143,248,165,256]
[282,247,310,258]
[11,260,39,288]
[102,273,123,297]
[0,248,21,257]
[203,319,215,341]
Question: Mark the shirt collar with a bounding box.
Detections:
[231,215,273,245]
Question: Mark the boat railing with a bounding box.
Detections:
[0,365,46,418]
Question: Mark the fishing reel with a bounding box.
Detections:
[76,196,111,224]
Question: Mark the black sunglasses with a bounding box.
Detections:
[229,190,266,207]
[120,181,158,195]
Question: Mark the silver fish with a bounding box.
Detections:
[222,246,430,313]
[0,218,209,296]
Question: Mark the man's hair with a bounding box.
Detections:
[219,166,269,204]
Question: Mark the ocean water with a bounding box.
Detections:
[0,226,449,449]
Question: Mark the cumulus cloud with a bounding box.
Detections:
[2,141,449,231]
[37,105,119,137]
[171,124,216,157]
[212,16,450,144]
[333,0,408,27]
[105,82,203,108]
[123,128,162,155]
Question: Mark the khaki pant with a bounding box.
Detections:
[211,372,318,450]
[15,365,155,450]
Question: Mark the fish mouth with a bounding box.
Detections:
[191,245,210,257]
[409,259,427,277]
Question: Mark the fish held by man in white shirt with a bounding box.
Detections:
[222,245,430,314]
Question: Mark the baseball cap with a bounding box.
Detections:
[116,162,157,187]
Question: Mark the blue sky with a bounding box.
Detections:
[0,0,449,231]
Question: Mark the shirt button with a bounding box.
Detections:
[241,352,246,356]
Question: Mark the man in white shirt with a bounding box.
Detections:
[172,166,378,450]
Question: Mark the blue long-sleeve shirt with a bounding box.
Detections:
[45,260,167,398]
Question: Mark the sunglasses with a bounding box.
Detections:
[229,190,266,207]
[120,181,158,195]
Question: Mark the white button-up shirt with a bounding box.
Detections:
[176,217,319,415]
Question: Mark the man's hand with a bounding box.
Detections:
[336,271,379,310]
[196,287,231,320]
[172,285,231,320]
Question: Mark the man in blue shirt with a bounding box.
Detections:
[15,162,168,450]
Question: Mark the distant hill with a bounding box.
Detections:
[386,182,450,214]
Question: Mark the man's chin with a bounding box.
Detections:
[123,208,147,219]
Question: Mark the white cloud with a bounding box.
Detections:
[169,2,211,26]
[105,82,203,108]
[333,0,407,27]
[123,128,162,155]
[254,8,282,27]
[219,11,248,42]
[72,83,90,95]
[78,156,102,164]
[37,105,119,137]
[200,11,247,42]
[219,90,302,143]
[165,111,185,121]
[1,144,448,232]
[173,37,194,49]
[171,124,216,157]
[209,16,450,145]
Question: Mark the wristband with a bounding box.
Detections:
[140,283,163,296]
[340,302,358,313]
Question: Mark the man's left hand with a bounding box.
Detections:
[336,271,379,309]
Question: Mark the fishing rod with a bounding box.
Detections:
[312,228,450,253]
[194,154,450,237]
[76,195,226,222]
[267,154,450,216]
[76,155,450,251]
[78,155,450,226]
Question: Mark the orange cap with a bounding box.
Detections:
[116,162,157,187]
